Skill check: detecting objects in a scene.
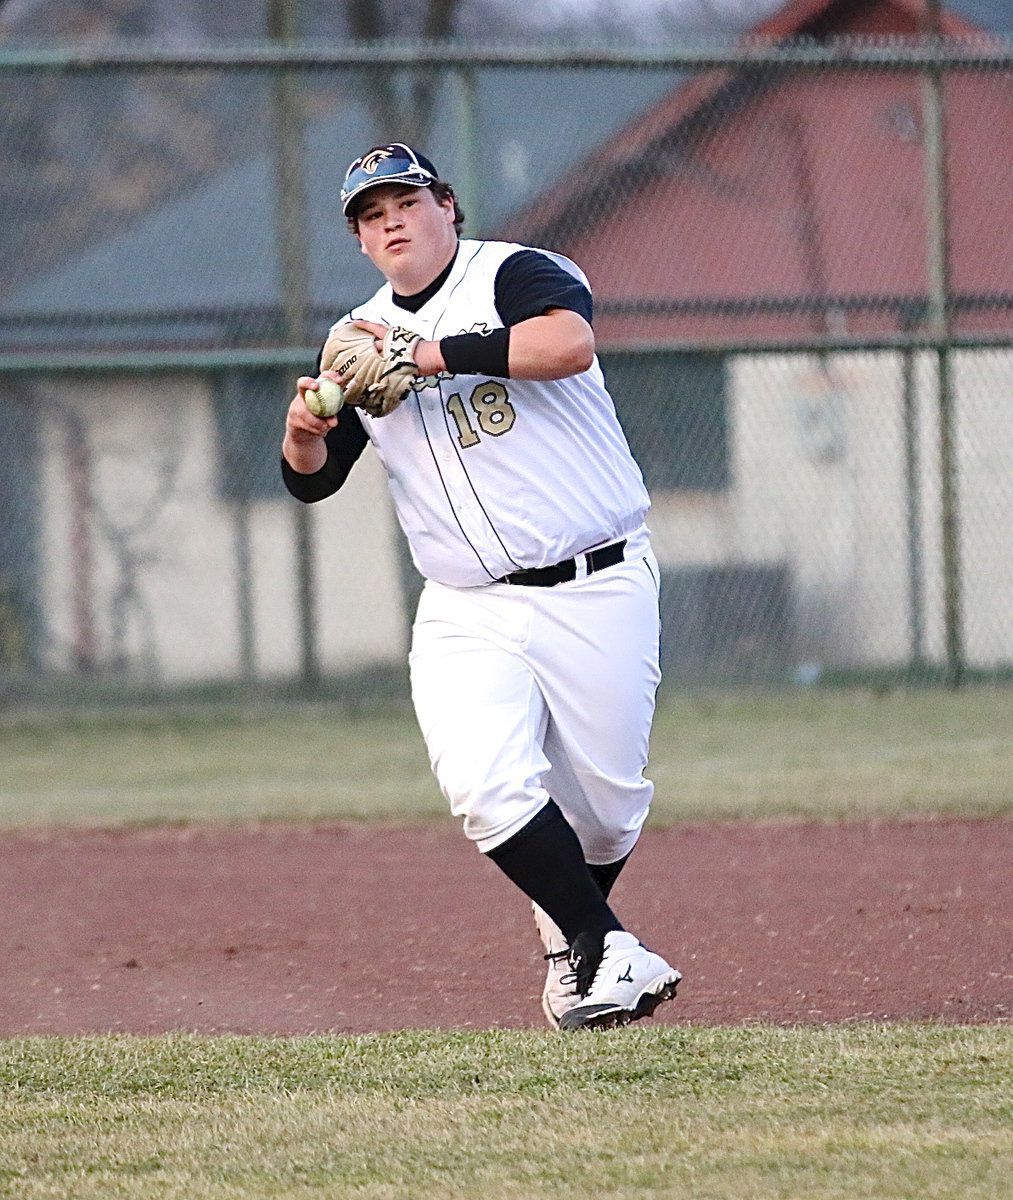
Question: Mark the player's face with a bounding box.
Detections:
[354,185,458,292]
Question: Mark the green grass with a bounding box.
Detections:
[1,688,1010,828]
[648,688,1013,822]
[0,1026,1010,1199]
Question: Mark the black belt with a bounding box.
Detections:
[498,539,627,587]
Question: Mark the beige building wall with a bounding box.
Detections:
[32,352,1012,682]
[649,349,1013,670]
[37,374,406,682]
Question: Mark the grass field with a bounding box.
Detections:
[1,1026,1010,1199]
[2,687,1011,1198]
[2,687,1011,828]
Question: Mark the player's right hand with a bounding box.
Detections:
[282,377,339,476]
[287,376,340,440]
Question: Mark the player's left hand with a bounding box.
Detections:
[349,321,445,380]
[320,321,423,418]
[348,319,390,348]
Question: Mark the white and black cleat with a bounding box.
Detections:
[532,902,580,1029]
[558,930,681,1032]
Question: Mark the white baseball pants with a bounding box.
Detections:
[409,551,661,864]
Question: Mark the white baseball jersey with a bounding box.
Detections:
[334,239,650,588]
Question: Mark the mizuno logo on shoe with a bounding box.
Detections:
[556,930,682,1032]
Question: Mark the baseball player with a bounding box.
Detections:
[281,143,681,1030]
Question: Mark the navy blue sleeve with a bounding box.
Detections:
[282,345,370,502]
[281,415,369,502]
[493,250,593,327]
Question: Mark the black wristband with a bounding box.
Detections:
[439,327,511,378]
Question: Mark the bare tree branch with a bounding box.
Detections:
[347,0,387,39]
[407,0,460,145]
[423,0,458,37]
[347,0,462,149]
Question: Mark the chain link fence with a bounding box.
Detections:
[1,39,1011,702]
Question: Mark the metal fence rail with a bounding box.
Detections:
[1,39,1011,700]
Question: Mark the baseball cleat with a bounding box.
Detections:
[532,903,579,1028]
[558,930,681,1032]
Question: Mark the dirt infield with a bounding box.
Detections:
[2,818,1010,1035]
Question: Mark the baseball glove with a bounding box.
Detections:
[319,322,421,418]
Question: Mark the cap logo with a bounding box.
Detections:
[360,148,394,175]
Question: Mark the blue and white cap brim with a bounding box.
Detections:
[340,143,438,216]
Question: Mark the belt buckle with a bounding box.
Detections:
[583,539,626,578]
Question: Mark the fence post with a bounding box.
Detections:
[270,0,320,692]
[453,66,479,234]
[920,24,963,687]
[900,317,926,671]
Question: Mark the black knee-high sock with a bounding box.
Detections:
[484,800,623,946]
[589,853,631,899]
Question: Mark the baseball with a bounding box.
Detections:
[306,376,345,418]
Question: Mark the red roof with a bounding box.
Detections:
[500,0,1010,343]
